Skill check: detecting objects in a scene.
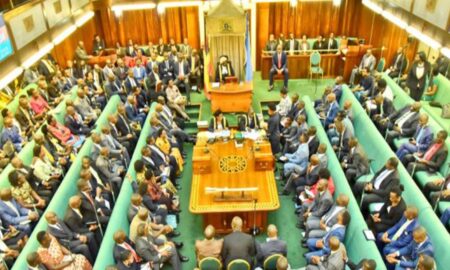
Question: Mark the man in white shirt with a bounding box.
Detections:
[277,88,292,118]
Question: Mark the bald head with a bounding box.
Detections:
[405,205,418,220]
[137,208,149,221]
[336,194,349,207]
[310,155,320,165]
[0,188,12,201]
[329,236,340,251]
[276,256,288,270]
[413,227,427,243]
[267,224,278,238]
[69,195,81,208]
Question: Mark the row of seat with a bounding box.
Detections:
[0,85,79,189]
[0,83,38,130]
[92,103,156,269]
[10,95,123,270]
[302,96,387,269]
[382,73,450,219]
[338,85,450,269]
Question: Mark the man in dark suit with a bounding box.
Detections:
[265,34,278,53]
[312,35,325,52]
[256,225,287,268]
[268,44,289,91]
[382,102,421,145]
[325,33,338,51]
[371,95,395,123]
[386,227,434,270]
[378,206,420,255]
[113,230,141,263]
[347,259,377,270]
[342,138,370,184]
[45,211,96,264]
[423,174,450,205]
[291,155,321,193]
[128,193,167,225]
[331,120,352,158]
[307,127,320,156]
[64,195,102,244]
[387,47,407,79]
[353,157,400,215]
[173,54,191,102]
[77,180,110,230]
[64,105,92,136]
[135,223,184,269]
[124,70,140,94]
[297,179,333,229]
[284,32,299,55]
[403,130,448,175]
[267,104,281,155]
[395,115,433,161]
[105,74,127,102]
[159,52,175,85]
[221,216,255,268]
[15,95,38,136]
[145,65,166,103]
[117,104,140,138]
[108,114,137,151]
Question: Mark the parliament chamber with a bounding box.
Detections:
[0,0,449,270]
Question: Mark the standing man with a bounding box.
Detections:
[267,104,281,155]
[221,216,255,268]
[269,45,289,92]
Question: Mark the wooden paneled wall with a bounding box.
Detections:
[256,0,418,71]
[95,6,200,51]
[51,18,99,67]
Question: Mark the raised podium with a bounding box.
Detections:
[207,82,253,113]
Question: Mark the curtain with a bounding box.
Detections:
[210,34,245,81]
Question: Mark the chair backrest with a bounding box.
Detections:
[263,254,283,270]
[310,51,321,66]
[377,57,385,72]
[199,257,222,270]
[227,259,251,270]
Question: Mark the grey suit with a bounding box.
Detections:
[306,244,346,270]
[135,236,181,270]
[221,231,256,267]
[299,190,333,224]
[100,133,130,165]
[74,96,98,121]
[345,145,370,184]
[256,238,287,267]
[349,54,376,85]
[306,204,346,238]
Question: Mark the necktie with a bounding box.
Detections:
[123,242,140,262]
[179,63,184,76]
[374,170,390,189]
[278,54,282,69]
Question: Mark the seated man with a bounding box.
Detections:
[318,93,339,128]
[215,55,235,83]
[77,180,110,230]
[387,47,407,79]
[378,206,419,256]
[304,211,350,263]
[351,68,374,101]
[265,34,278,53]
[342,137,370,184]
[403,130,448,175]
[349,49,376,87]
[195,225,223,262]
[64,105,93,136]
[382,102,422,145]
[135,223,184,269]
[297,179,333,229]
[0,188,39,235]
[32,145,63,192]
[285,155,321,194]
[165,79,189,120]
[29,88,51,119]
[370,95,395,125]
[74,88,99,123]
[395,114,433,161]
[385,227,434,270]
[423,174,450,206]
[268,45,288,91]
[255,224,287,268]
[100,126,131,166]
[208,109,228,132]
[173,54,191,103]
[330,120,352,158]
[105,74,127,102]
[15,95,40,137]
[221,216,255,268]
[305,193,349,239]
[113,229,144,266]
[128,193,167,224]
[125,95,146,126]
[0,116,24,152]
[306,236,346,270]
[276,89,292,118]
[280,134,309,185]
[108,114,136,152]
[353,157,400,215]
[159,52,175,86]
[96,147,124,196]
[45,211,97,265]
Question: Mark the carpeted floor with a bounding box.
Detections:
[174,72,334,269]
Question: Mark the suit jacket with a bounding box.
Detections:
[322,225,346,255]
[64,114,89,135]
[221,231,255,267]
[413,125,433,153]
[74,97,96,119]
[113,238,136,262]
[308,136,320,157]
[398,238,434,269]
[324,101,339,127]
[377,198,406,228]
[309,190,333,218]
[325,38,339,50]
[265,40,278,52]
[302,165,321,187]
[271,52,288,71]
[423,143,448,173]
[268,113,281,154]
[346,145,370,178]
[63,208,90,234]
[15,106,36,131]
[388,106,420,137]
[125,103,143,123]
[173,61,191,78]
[369,167,400,198]
[114,66,129,81]
[384,217,419,249]
[96,155,121,181]
[256,238,287,265]
[284,39,300,53]
[307,244,345,270]
[135,236,161,263]
[124,77,139,93]
[336,128,352,151]
[390,52,407,73]
[376,99,395,119]
[47,219,79,248]
[0,199,30,227]
[117,114,134,137]
[359,54,376,71]
[159,60,175,80]
[321,205,346,229]
[312,41,325,51]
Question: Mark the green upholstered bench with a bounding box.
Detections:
[10,96,123,270]
[340,85,450,269]
[93,103,156,270]
[0,83,37,130]
[303,96,386,269]
[420,74,450,132]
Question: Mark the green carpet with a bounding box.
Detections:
[173,72,334,269]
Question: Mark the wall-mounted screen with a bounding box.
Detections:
[0,14,14,62]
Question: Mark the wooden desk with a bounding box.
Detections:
[208,82,253,113]
[190,137,279,234]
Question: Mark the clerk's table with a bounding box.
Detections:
[189,130,279,234]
